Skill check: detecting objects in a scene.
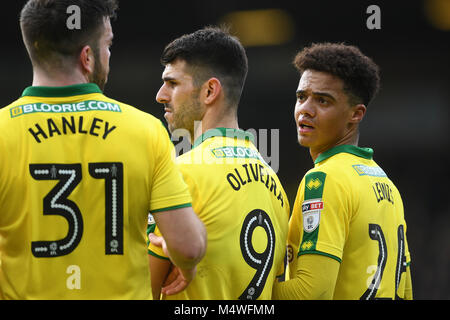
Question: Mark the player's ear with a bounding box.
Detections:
[202,77,222,105]
[349,104,366,124]
[79,45,95,75]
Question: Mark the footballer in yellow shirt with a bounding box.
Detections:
[287,145,411,299]
[148,128,290,300]
[0,84,193,299]
[1,0,207,300]
[273,43,412,300]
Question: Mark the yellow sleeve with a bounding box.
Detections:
[147,225,169,259]
[273,254,340,300]
[149,122,192,213]
[298,171,349,261]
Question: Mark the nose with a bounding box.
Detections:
[156,84,169,104]
[295,97,315,120]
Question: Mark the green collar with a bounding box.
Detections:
[21,83,102,98]
[315,145,373,164]
[192,127,255,148]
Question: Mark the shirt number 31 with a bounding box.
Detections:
[29,162,123,258]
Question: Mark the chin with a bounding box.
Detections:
[297,136,311,147]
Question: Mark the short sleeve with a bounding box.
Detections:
[297,171,350,263]
[147,225,169,260]
[149,122,192,213]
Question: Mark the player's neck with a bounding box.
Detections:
[32,68,89,87]
[193,109,239,144]
[310,131,360,163]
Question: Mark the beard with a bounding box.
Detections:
[89,48,108,91]
[166,90,203,138]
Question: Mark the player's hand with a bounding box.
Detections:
[149,232,196,295]
[148,232,169,256]
[161,265,196,296]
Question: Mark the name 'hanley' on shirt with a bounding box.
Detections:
[28,115,117,143]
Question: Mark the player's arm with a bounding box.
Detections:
[148,254,172,300]
[148,226,202,296]
[148,122,207,275]
[148,223,196,298]
[152,206,206,271]
[147,122,206,293]
[272,253,340,299]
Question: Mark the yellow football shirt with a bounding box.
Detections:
[287,145,411,299]
[148,128,290,300]
[0,83,192,299]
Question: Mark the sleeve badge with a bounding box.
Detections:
[302,199,323,233]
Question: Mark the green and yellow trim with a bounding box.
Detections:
[148,250,170,260]
[22,83,103,98]
[298,171,326,255]
[298,250,341,263]
[150,203,192,214]
[315,145,373,164]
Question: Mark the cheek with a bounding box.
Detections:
[101,47,110,64]
[171,90,181,105]
[173,88,191,105]
[320,111,345,134]
[294,104,301,122]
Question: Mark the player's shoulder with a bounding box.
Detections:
[1,96,25,114]
[307,158,346,180]
[101,95,156,121]
[302,156,356,193]
[175,139,213,173]
[0,96,27,127]
[100,95,168,136]
[313,146,377,178]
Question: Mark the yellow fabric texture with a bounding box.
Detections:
[148,129,290,299]
[0,84,192,299]
[284,146,412,299]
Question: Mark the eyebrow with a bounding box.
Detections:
[162,76,177,82]
[296,90,337,101]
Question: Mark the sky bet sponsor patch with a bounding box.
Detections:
[302,199,323,233]
[10,100,121,118]
[301,171,326,235]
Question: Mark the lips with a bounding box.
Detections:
[163,107,173,123]
[163,103,172,115]
[298,118,314,133]
[164,104,172,113]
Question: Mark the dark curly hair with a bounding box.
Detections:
[20,0,118,68]
[161,26,248,109]
[293,42,380,107]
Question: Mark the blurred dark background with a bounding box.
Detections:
[1,0,449,299]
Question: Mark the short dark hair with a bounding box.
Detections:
[161,26,248,109]
[20,0,118,69]
[293,42,380,107]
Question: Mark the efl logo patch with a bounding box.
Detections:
[147,213,155,225]
[302,199,323,233]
